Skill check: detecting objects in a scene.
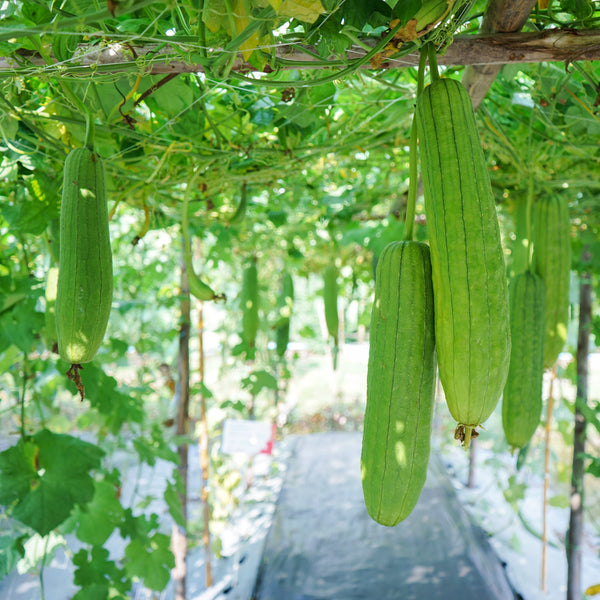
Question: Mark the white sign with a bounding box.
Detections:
[221,419,274,456]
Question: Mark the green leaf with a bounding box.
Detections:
[164,472,185,527]
[75,480,125,546]
[0,112,19,140]
[124,533,174,591]
[72,584,110,600]
[241,369,278,395]
[502,475,527,508]
[0,193,52,236]
[190,380,214,399]
[340,0,391,29]
[118,509,159,541]
[20,2,53,24]
[0,535,25,578]
[392,0,422,23]
[251,107,275,126]
[0,298,44,353]
[0,274,44,353]
[203,0,229,32]
[72,546,130,599]
[279,91,315,128]
[220,398,247,413]
[548,494,570,509]
[0,439,41,504]
[315,18,351,57]
[144,76,194,116]
[17,531,65,574]
[307,82,336,109]
[267,209,287,227]
[66,361,144,433]
[586,455,600,477]
[575,397,600,434]
[0,430,104,535]
[132,423,179,467]
[561,0,594,20]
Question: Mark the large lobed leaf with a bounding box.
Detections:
[0,429,104,536]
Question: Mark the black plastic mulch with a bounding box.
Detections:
[252,431,517,600]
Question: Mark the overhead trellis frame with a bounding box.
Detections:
[2,29,600,78]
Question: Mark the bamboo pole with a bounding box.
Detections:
[541,365,556,592]
[197,301,213,588]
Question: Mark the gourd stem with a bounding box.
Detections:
[427,44,440,81]
[403,116,418,242]
[417,47,427,94]
[404,50,429,242]
[28,35,95,148]
[83,108,95,149]
[526,171,534,271]
[463,426,473,450]
[182,170,201,263]
[197,0,207,56]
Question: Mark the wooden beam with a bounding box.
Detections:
[382,29,600,68]
[2,29,600,77]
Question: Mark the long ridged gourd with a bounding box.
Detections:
[275,273,294,359]
[361,241,436,526]
[416,78,511,446]
[502,271,546,449]
[509,197,530,279]
[43,267,59,352]
[241,261,259,357]
[56,147,113,365]
[532,196,571,369]
[47,218,60,265]
[323,265,339,343]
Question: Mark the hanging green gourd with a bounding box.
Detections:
[361,50,436,526]
[416,46,511,448]
[531,195,571,370]
[502,176,546,450]
[274,272,294,360]
[323,264,340,369]
[241,260,259,360]
[56,146,113,398]
[181,172,225,302]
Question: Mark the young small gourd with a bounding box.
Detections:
[241,261,259,358]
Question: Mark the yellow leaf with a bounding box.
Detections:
[538,0,550,8]
[203,0,228,33]
[234,0,261,62]
[586,584,600,597]
[265,0,283,10]
[239,30,261,62]
[278,0,325,23]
